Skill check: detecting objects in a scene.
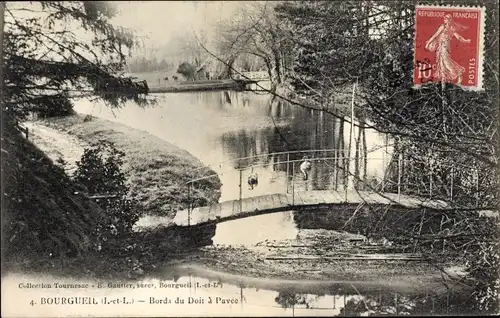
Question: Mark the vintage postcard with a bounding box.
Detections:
[1,1,499,317]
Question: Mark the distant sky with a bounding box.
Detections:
[5,1,244,60]
[111,1,238,52]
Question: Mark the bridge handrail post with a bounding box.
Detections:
[286,153,290,194]
[429,158,433,199]
[344,156,348,202]
[475,168,479,207]
[450,166,454,201]
[382,135,388,191]
[239,168,243,213]
[343,295,347,316]
[334,148,338,190]
[292,161,295,205]
[398,151,402,202]
[395,292,399,316]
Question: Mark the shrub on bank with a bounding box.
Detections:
[40,114,222,218]
[3,124,184,279]
[74,143,142,241]
[1,124,106,262]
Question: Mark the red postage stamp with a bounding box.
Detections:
[413,5,485,90]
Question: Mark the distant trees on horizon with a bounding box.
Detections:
[126,56,175,73]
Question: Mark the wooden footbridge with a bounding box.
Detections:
[173,148,493,227]
[173,190,451,226]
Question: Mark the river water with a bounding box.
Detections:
[5,264,468,317]
[74,91,393,245]
[74,91,393,201]
[65,91,469,316]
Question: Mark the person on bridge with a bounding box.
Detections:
[300,156,312,181]
[248,173,259,190]
[247,166,259,190]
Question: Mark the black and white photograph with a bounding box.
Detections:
[1,1,499,316]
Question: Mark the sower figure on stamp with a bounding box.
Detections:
[425,14,471,85]
[300,156,312,181]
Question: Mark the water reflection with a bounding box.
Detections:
[212,211,298,245]
[74,90,392,202]
[5,270,472,317]
[65,90,483,317]
[153,266,473,317]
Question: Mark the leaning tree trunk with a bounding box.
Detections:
[0,2,5,108]
[0,2,5,243]
[223,56,236,79]
[271,47,283,84]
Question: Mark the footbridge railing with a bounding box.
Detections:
[184,148,482,225]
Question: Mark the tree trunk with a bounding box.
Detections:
[1,2,5,109]
[217,56,236,79]
[0,1,6,250]
[272,48,283,84]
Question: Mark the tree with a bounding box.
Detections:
[1,1,152,266]
[276,0,497,169]
[2,120,109,260]
[177,61,197,81]
[276,0,498,313]
[159,58,171,71]
[274,291,312,309]
[2,1,150,122]
[213,1,294,87]
[74,144,140,238]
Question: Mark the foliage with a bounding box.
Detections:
[336,291,478,316]
[31,92,75,118]
[464,219,500,313]
[3,1,150,121]
[173,29,210,68]
[74,143,141,238]
[213,1,294,86]
[275,0,499,313]
[274,291,311,309]
[276,0,498,169]
[276,1,379,98]
[127,56,174,73]
[1,124,106,260]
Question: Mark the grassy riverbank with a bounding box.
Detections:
[37,114,221,218]
[4,113,222,279]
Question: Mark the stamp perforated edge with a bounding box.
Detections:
[412,4,486,91]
